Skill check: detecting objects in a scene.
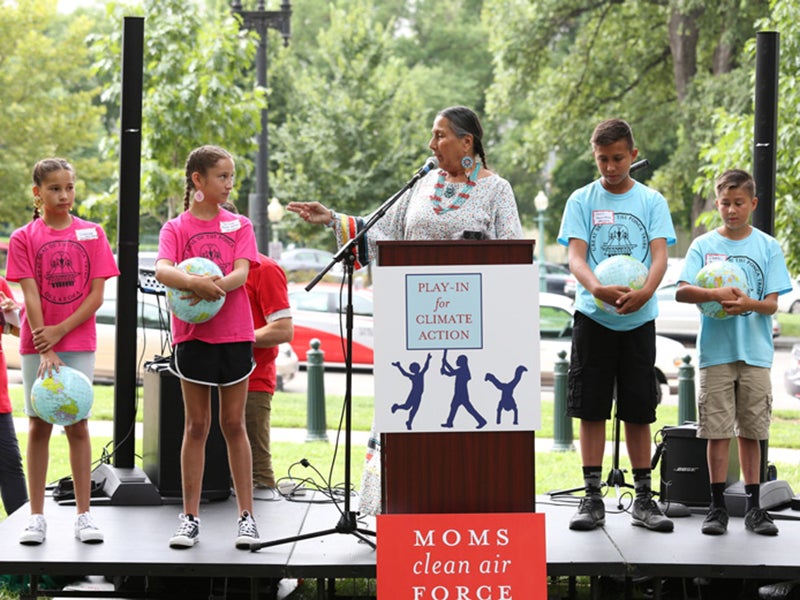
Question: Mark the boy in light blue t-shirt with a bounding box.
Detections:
[676,169,791,536]
[558,118,676,533]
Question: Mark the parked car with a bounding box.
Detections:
[278,248,342,274]
[784,343,800,399]
[777,278,800,314]
[288,282,374,366]
[537,262,574,297]
[2,279,299,387]
[538,292,689,399]
[656,283,781,341]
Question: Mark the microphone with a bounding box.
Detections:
[415,156,439,177]
[630,159,649,174]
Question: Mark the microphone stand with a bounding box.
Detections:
[250,163,432,551]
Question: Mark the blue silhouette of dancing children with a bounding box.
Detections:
[390,353,432,430]
[440,350,486,429]
[485,365,527,425]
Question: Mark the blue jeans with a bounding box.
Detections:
[0,412,27,515]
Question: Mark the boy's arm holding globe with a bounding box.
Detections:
[676,280,778,318]
[568,237,668,315]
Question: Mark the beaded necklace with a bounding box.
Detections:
[430,162,481,215]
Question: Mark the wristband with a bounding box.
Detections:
[327,209,338,228]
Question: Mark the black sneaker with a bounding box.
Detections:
[701,507,729,535]
[631,496,674,532]
[744,508,779,536]
[169,513,200,548]
[235,510,260,550]
[569,496,605,531]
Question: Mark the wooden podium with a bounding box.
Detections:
[377,239,536,514]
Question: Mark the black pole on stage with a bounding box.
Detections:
[753,31,780,483]
[753,31,779,237]
[92,17,161,506]
[113,16,145,469]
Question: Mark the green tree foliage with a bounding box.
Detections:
[0,0,104,229]
[483,0,769,240]
[268,0,431,250]
[89,0,263,236]
[696,0,800,275]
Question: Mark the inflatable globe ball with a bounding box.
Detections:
[593,255,649,315]
[166,257,226,324]
[694,260,749,320]
[31,366,94,427]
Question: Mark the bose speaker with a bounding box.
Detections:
[659,424,740,506]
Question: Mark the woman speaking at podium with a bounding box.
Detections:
[287,105,524,515]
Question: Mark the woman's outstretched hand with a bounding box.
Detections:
[286,201,333,226]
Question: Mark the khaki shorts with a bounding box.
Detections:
[697,362,772,440]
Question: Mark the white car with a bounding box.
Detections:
[538,292,691,399]
[777,278,800,314]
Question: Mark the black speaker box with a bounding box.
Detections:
[658,424,739,507]
[143,366,231,501]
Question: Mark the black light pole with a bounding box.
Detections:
[231,0,292,253]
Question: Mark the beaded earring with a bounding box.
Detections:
[461,156,474,170]
[194,190,204,203]
[33,196,43,210]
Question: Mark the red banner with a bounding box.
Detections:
[377,512,546,599]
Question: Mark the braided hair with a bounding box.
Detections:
[183,145,233,211]
[437,106,488,168]
[31,158,74,220]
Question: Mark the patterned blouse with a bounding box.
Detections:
[331,170,523,269]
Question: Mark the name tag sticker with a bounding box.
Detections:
[76,228,99,241]
[592,210,614,226]
[221,219,242,233]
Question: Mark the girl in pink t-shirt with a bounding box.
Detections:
[155,145,260,550]
[7,158,119,545]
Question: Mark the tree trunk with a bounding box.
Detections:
[667,7,703,102]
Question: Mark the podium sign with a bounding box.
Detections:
[377,512,547,599]
[374,264,540,433]
[375,240,538,514]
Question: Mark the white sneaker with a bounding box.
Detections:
[74,512,104,543]
[169,513,200,548]
[235,510,260,549]
[20,514,47,545]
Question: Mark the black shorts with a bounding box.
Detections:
[566,311,658,424]
[169,340,255,386]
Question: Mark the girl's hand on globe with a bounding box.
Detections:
[185,274,226,303]
[36,350,64,379]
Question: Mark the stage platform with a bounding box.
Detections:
[2,492,800,598]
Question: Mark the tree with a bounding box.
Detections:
[0,0,104,230]
[483,0,769,240]
[268,0,431,250]
[697,0,800,274]
[89,0,264,241]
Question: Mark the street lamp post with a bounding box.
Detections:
[267,196,284,260]
[231,0,292,253]
[534,190,549,292]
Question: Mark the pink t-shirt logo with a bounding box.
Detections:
[36,240,90,304]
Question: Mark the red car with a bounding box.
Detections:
[288,283,374,366]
